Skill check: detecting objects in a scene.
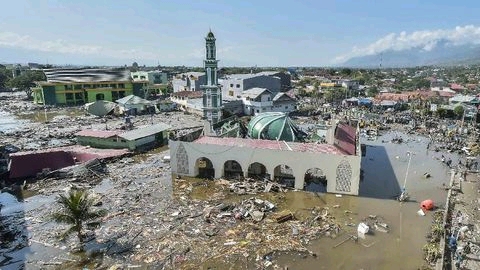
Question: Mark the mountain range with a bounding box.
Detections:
[339,41,480,68]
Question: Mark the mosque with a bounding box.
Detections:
[169,31,361,195]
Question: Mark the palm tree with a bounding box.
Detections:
[52,188,107,251]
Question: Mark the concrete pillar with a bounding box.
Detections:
[267,165,276,181]
[213,160,223,179]
[294,171,305,190]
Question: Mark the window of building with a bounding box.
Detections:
[236,84,240,88]
[118,91,125,98]
[96,93,105,101]
[229,90,234,96]
[133,75,138,78]
[230,84,233,87]
[64,85,72,90]
[74,84,81,90]
[74,93,83,100]
[83,84,91,88]
[256,109,259,113]
[112,91,119,101]
[65,93,73,100]
[110,84,117,89]
[118,83,125,88]
[267,97,271,101]
[285,106,289,109]
[140,76,146,80]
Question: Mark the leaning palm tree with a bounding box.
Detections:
[52,188,107,251]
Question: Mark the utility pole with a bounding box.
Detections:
[399,151,414,202]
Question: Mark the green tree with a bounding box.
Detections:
[323,88,346,103]
[453,105,465,119]
[7,70,46,99]
[435,107,447,118]
[0,67,12,89]
[366,86,379,97]
[52,189,107,251]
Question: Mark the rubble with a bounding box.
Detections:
[1,91,480,269]
[227,178,290,194]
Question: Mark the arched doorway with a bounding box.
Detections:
[247,162,268,179]
[196,157,214,179]
[96,93,105,101]
[304,168,327,192]
[224,160,243,180]
[273,165,295,188]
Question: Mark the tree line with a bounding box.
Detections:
[0,66,46,99]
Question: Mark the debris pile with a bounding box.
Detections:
[227,178,290,194]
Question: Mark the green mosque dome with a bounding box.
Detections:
[246,112,306,142]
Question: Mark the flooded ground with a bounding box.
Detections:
[1,130,457,270]
[274,131,455,270]
[0,110,26,132]
[0,92,470,270]
[15,108,85,123]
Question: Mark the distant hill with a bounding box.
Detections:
[340,41,480,68]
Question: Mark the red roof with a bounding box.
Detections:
[8,146,130,179]
[76,130,122,138]
[9,151,75,179]
[334,123,357,155]
[449,83,465,91]
[194,136,351,155]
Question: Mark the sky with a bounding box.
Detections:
[1,0,480,67]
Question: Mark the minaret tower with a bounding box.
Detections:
[201,30,222,130]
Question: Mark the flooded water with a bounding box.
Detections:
[0,110,26,132]
[274,131,455,269]
[180,131,453,269]
[1,128,455,269]
[15,107,85,123]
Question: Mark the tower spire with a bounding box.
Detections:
[201,30,222,132]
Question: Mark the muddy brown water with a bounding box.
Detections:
[1,117,457,269]
[272,131,456,270]
[15,107,85,123]
[183,131,456,269]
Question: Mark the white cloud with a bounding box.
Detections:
[333,25,480,64]
[0,31,238,65]
[0,32,102,55]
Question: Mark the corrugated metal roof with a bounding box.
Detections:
[116,95,151,105]
[194,136,349,155]
[242,88,271,99]
[8,145,130,179]
[85,100,116,116]
[119,123,171,141]
[75,130,121,138]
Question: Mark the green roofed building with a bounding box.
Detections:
[32,68,147,106]
[246,112,307,142]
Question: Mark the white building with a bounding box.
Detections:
[241,88,297,116]
[220,73,281,100]
[169,91,204,116]
[169,120,361,195]
[131,70,168,84]
[341,79,360,91]
[172,72,206,92]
